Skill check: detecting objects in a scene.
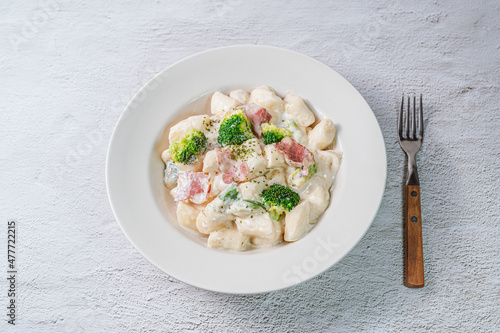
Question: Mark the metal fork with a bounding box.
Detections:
[398,94,425,288]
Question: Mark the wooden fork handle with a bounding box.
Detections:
[405,185,424,288]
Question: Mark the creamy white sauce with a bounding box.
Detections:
[162,86,342,251]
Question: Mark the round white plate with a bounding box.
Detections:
[106,45,386,294]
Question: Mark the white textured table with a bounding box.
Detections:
[1,1,499,332]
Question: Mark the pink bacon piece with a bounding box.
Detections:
[175,171,211,204]
[241,103,272,137]
[275,137,315,176]
[215,148,249,184]
[222,162,248,184]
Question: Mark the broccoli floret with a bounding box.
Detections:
[218,184,240,202]
[217,109,255,146]
[167,129,208,164]
[261,184,300,220]
[262,123,292,145]
[288,162,319,188]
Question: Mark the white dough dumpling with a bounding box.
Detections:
[202,150,219,173]
[239,176,266,201]
[176,202,200,231]
[284,92,315,127]
[196,212,232,235]
[284,201,311,242]
[236,213,275,239]
[240,139,267,179]
[230,89,250,105]
[264,144,287,168]
[309,119,336,150]
[204,115,221,147]
[203,197,234,227]
[211,91,240,116]
[265,168,287,187]
[168,115,210,143]
[208,225,250,250]
[303,181,330,220]
[315,150,342,189]
[252,219,283,246]
[210,173,230,197]
[249,86,284,122]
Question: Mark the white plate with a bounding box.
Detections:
[106,45,386,294]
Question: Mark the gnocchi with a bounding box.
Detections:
[161,87,342,250]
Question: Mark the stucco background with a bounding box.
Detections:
[1,0,499,332]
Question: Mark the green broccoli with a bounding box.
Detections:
[167,129,208,164]
[262,123,292,145]
[261,184,300,221]
[217,109,255,146]
[218,184,240,202]
[287,162,319,188]
[242,199,266,210]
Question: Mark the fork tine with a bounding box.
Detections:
[406,95,410,139]
[418,94,424,139]
[399,94,404,138]
[411,95,416,139]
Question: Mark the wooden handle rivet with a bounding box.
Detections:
[411,216,418,223]
[411,191,418,197]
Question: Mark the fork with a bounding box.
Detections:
[398,94,425,288]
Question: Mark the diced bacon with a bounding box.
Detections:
[222,162,248,184]
[241,103,272,137]
[275,137,315,176]
[215,148,249,184]
[215,148,234,173]
[175,171,211,204]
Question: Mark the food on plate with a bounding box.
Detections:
[262,123,292,145]
[167,129,208,164]
[261,184,300,221]
[217,109,255,146]
[161,86,342,250]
